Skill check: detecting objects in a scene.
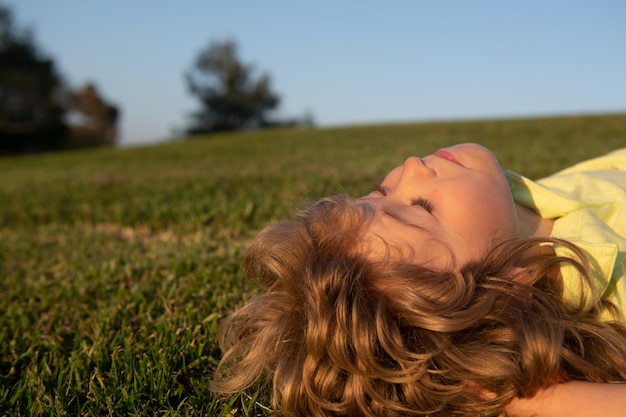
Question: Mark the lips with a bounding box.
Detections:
[435,149,464,167]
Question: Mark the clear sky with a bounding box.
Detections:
[8,0,626,146]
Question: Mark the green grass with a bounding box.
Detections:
[1,113,625,416]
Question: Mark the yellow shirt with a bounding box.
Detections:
[506,148,626,319]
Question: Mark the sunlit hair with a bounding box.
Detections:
[212,194,626,416]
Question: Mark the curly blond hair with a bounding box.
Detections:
[212,195,626,416]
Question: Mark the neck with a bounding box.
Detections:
[515,203,554,238]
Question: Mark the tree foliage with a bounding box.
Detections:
[186,39,281,134]
[0,4,120,154]
[0,4,67,153]
[67,82,120,148]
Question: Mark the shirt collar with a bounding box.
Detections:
[506,169,621,311]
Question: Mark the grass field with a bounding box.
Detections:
[1,113,625,416]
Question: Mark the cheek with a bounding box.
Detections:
[475,188,519,235]
[452,183,517,235]
[440,182,517,264]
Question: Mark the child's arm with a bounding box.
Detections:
[505,381,626,417]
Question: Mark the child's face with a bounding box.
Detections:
[358,143,519,269]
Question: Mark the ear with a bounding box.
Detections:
[463,380,497,400]
[501,266,535,299]
[503,266,532,284]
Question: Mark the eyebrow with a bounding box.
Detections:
[380,206,428,231]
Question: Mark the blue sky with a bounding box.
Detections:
[8,1,626,146]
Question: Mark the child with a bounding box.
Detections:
[213,143,626,417]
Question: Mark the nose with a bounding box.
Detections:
[379,156,434,204]
[399,156,435,181]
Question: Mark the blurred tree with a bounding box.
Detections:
[0,4,120,155]
[0,4,67,154]
[67,82,120,147]
[185,39,280,134]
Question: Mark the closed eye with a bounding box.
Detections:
[411,197,434,213]
[374,183,433,213]
[373,183,387,195]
